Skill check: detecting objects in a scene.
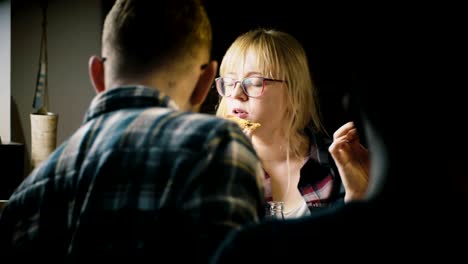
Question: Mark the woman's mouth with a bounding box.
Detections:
[232,108,248,119]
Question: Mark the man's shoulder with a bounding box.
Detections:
[121,109,248,149]
[184,111,234,124]
[135,108,231,126]
[166,111,244,136]
[175,111,229,125]
[6,149,62,205]
[94,107,241,139]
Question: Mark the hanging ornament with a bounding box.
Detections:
[30,0,58,170]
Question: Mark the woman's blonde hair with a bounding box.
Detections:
[216,29,324,158]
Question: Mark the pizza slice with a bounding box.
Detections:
[225,115,261,131]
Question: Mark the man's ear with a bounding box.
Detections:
[88,55,106,94]
[190,60,218,108]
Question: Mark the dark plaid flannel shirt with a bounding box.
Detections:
[0,86,264,262]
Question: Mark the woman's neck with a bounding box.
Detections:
[251,128,287,162]
[252,128,309,163]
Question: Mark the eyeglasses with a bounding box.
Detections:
[215,76,285,98]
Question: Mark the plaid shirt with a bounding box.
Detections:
[0,86,264,262]
[263,130,344,212]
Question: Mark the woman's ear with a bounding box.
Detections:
[190,60,218,108]
[88,55,106,94]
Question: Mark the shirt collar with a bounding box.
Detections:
[83,85,179,123]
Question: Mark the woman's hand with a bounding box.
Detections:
[329,122,370,202]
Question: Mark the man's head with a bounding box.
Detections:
[89,0,217,110]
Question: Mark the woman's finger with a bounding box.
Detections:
[333,122,355,139]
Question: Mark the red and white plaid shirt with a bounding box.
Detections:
[263,130,344,212]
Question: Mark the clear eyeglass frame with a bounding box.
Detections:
[215,76,285,98]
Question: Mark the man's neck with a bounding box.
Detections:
[107,76,191,111]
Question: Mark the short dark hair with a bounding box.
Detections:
[102,0,212,79]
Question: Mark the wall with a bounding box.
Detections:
[0,0,11,143]
[11,0,103,175]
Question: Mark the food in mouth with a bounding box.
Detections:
[225,115,261,131]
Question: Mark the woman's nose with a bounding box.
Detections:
[232,82,248,101]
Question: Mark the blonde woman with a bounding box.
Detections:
[215,29,369,218]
